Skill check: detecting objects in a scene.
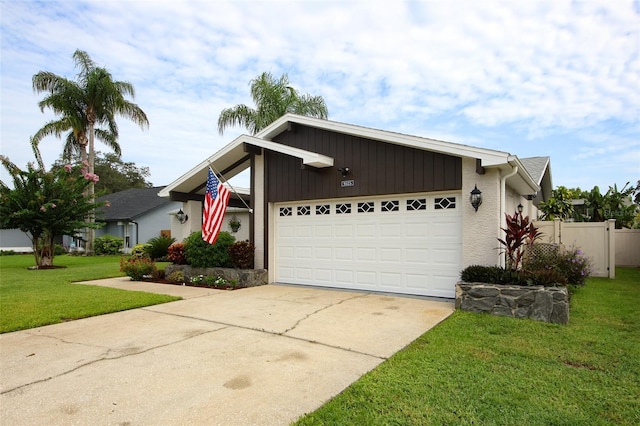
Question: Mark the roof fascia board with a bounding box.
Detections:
[240,135,334,168]
[258,114,511,166]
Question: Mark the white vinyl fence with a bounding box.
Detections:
[615,229,640,267]
[533,219,616,279]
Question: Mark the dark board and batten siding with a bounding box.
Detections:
[266,125,462,203]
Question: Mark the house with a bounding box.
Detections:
[160,114,552,298]
[96,186,182,251]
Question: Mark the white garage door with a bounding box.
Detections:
[274,193,462,298]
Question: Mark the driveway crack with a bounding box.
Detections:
[1,327,228,396]
[280,292,369,334]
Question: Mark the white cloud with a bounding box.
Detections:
[1,0,638,190]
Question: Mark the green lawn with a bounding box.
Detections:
[295,267,640,426]
[0,254,179,333]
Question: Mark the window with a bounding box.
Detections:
[435,197,456,210]
[279,207,292,217]
[357,202,374,213]
[336,203,352,214]
[407,198,427,211]
[297,205,311,216]
[381,200,399,212]
[316,204,330,215]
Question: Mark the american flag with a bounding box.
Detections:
[202,168,230,245]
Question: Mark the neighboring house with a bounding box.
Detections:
[96,186,181,252]
[159,114,552,299]
[0,228,34,252]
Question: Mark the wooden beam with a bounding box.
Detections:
[243,143,262,155]
[476,158,486,175]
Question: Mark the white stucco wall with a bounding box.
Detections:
[461,158,502,267]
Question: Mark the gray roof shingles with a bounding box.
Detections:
[96,186,171,221]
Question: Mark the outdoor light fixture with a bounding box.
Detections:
[337,167,351,178]
[176,209,188,224]
[469,185,482,212]
[517,203,524,213]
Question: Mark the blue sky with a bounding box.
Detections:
[1,0,638,192]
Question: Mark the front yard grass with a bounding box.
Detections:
[0,254,179,333]
[295,267,640,425]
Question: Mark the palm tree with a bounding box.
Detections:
[32,49,149,254]
[217,72,328,135]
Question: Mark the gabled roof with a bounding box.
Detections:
[160,114,541,198]
[520,156,553,202]
[97,186,173,221]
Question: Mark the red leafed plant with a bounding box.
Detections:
[498,211,542,271]
[167,243,187,265]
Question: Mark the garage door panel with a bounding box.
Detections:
[275,193,461,298]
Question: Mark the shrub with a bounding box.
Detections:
[120,256,157,281]
[460,265,565,287]
[131,244,151,260]
[167,243,187,265]
[523,244,591,287]
[555,246,591,286]
[460,265,505,283]
[152,269,165,281]
[183,231,235,268]
[94,234,124,255]
[54,244,66,256]
[0,250,17,256]
[146,235,176,261]
[167,270,185,284]
[229,241,255,269]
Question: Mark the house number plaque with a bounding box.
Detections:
[341,180,355,187]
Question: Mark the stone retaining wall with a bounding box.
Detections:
[165,265,268,288]
[455,282,569,325]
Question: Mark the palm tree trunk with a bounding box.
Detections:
[86,121,96,255]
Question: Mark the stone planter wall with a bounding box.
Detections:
[165,265,268,288]
[455,282,569,325]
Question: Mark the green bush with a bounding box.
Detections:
[229,240,255,269]
[54,244,66,256]
[119,256,157,281]
[523,244,591,286]
[131,243,151,260]
[146,235,176,260]
[460,265,564,287]
[94,234,123,255]
[167,243,187,265]
[460,265,505,283]
[183,231,235,268]
[0,250,18,256]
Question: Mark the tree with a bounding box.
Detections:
[538,186,575,221]
[52,152,152,194]
[217,71,328,135]
[0,146,105,268]
[32,49,149,254]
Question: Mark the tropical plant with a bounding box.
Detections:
[538,186,575,220]
[498,211,542,271]
[229,240,255,269]
[217,71,328,135]
[0,145,105,268]
[146,235,176,260]
[167,243,187,265]
[32,49,149,254]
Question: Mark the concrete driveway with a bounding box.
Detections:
[0,279,454,425]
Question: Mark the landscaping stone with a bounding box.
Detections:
[164,265,268,288]
[455,282,569,325]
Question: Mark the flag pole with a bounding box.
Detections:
[208,162,253,213]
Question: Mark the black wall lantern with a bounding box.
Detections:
[517,203,524,213]
[176,208,189,224]
[337,167,351,178]
[470,185,482,212]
